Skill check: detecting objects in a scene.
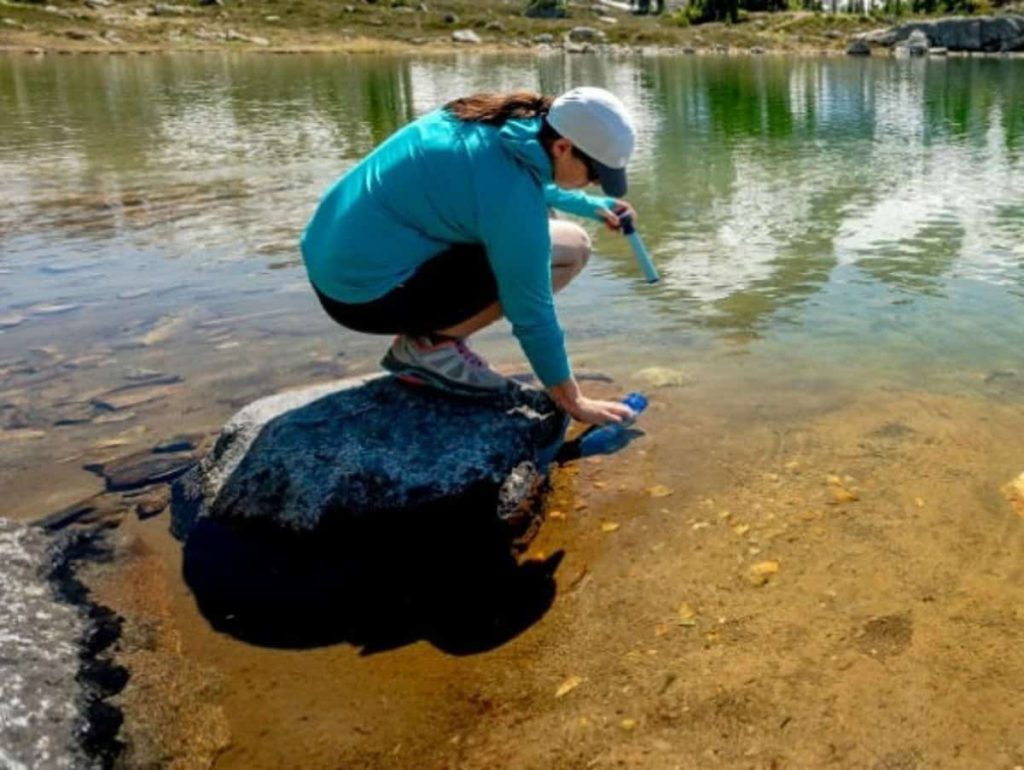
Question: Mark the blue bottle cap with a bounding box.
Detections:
[623,392,648,413]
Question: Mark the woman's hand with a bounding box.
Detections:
[547,378,636,426]
[566,396,635,426]
[597,200,638,232]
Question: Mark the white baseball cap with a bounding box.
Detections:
[547,86,636,197]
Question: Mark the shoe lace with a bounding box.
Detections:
[454,339,486,368]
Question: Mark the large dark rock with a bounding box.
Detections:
[865,15,1024,53]
[171,376,569,654]
[170,375,567,543]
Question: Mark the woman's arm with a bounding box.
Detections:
[480,176,637,426]
[544,184,616,221]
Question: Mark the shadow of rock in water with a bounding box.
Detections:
[182,506,562,656]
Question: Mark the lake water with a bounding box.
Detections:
[3,51,1024,769]
[3,53,1023,518]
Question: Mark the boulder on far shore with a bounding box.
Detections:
[895,28,930,56]
[846,37,872,56]
[452,29,482,44]
[567,26,606,43]
[170,375,568,546]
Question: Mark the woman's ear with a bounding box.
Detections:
[550,137,573,160]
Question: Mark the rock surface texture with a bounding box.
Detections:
[171,376,567,541]
[451,29,482,44]
[857,15,1024,52]
[0,520,92,770]
[895,28,931,56]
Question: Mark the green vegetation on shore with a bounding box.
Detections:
[0,0,921,53]
[0,0,1021,53]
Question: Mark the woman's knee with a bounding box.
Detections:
[549,220,592,276]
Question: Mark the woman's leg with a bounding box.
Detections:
[437,220,592,338]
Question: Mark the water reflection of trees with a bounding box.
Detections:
[3,55,1023,326]
[592,57,1024,338]
[0,55,421,247]
[599,58,884,337]
[922,58,1024,154]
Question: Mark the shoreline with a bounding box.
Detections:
[4,0,1024,59]
[0,3,927,58]
[4,41,1024,57]
[3,36,1023,58]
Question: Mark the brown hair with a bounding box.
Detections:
[445,91,555,126]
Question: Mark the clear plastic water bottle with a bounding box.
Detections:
[577,392,649,457]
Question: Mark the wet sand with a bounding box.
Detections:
[62,365,1024,769]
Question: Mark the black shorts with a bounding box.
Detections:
[313,243,499,336]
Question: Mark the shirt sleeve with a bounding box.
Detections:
[544,184,617,222]
[477,175,572,388]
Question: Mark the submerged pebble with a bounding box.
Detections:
[34,493,127,530]
[29,303,81,316]
[117,289,151,300]
[0,428,46,442]
[827,475,860,504]
[123,368,172,383]
[93,411,137,425]
[137,315,188,346]
[52,402,100,426]
[555,675,583,698]
[85,451,196,491]
[748,560,780,586]
[92,383,181,411]
[632,367,693,388]
[152,434,202,454]
[133,487,171,519]
[1002,473,1024,518]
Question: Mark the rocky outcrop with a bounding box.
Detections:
[895,28,930,56]
[846,37,871,55]
[567,26,607,43]
[452,29,482,44]
[170,375,567,544]
[856,15,1024,53]
[0,521,124,769]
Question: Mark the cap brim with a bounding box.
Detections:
[594,161,627,197]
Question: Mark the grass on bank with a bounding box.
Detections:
[0,0,1018,52]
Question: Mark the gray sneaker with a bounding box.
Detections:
[381,335,511,396]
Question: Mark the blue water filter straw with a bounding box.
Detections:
[577,392,649,457]
[619,213,659,283]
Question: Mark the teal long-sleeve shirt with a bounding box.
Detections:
[300,109,615,387]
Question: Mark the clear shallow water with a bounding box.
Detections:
[1,52,1023,514]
